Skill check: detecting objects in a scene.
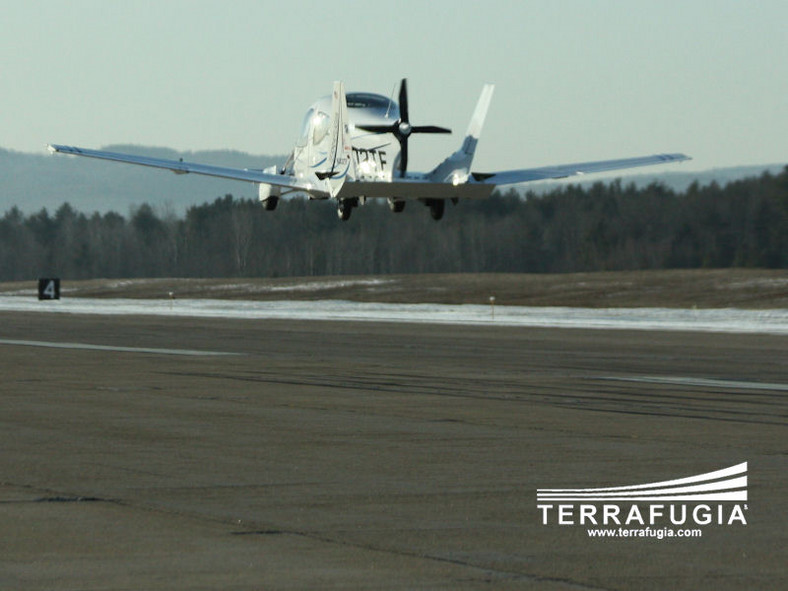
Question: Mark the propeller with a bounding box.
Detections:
[356,79,451,176]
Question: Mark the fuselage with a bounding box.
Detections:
[288,92,402,189]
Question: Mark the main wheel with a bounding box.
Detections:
[337,200,352,221]
[428,199,445,221]
[388,198,406,213]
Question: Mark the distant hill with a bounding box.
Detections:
[0,146,285,215]
[1,145,784,214]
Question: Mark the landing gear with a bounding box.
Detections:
[427,199,445,221]
[337,200,351,221]
[388,198,406,213]
[337,198,358,221]
[262,196,279,211]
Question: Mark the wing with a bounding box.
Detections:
[474,153,691,185]
[47,144,325,195]
[49,144,690,202]
[337,153,690,201]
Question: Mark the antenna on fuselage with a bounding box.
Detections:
[384,82,397,120]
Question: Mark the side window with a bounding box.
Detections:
[297,108,314,147]
[312,111,331,145]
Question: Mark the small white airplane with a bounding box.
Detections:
[49,79,689,221]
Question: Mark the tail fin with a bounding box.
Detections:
[319,81,355,197]
[429,84,494,183]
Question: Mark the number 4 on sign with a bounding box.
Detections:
[38,278,60,300]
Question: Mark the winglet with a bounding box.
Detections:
[429,84,495,183]
[461,83,494,156]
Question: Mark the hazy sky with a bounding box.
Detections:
[2,0,786,173]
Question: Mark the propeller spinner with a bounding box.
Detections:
[356,79,451,176]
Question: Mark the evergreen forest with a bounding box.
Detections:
[1,167,786,281]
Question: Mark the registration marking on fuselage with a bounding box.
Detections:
[0,338,240,357]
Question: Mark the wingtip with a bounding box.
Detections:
[663,152,692,163]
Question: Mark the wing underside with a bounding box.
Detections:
[337,153,690,200]
[475,153,691,185]
[47,144,326,195]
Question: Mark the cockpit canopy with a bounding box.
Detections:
[346,92,399,125]
[346,92,394,111]
[297,92,400,147]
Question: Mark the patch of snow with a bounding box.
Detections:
[206,278,396,293]
[0,296,786,335]
[724,279,788,289]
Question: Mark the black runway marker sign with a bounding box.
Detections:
[38,278,60,300]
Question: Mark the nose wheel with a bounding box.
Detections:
[337,199,357,221]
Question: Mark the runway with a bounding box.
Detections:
[1,310,786,589]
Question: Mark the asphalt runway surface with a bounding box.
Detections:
[1,312,785,590]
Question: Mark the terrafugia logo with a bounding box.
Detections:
[537,462,748,537]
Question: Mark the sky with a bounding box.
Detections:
[2,0,786,174]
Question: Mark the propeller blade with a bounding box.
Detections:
[358,79,450,177]
[411,125,452,134]
[356,124,396,134]
[399,137,408,176]
[398,78,409,124]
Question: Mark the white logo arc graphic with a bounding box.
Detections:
[537,462,747,502]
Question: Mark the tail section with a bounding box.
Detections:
[429,84,494,183]
[460,83,495,163]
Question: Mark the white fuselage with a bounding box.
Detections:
[287,92,402,194]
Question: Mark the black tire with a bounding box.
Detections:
[428,199,445,221]
[337,200,352,221]
[388,198,406,213]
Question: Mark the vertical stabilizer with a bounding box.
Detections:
[461,83,494,159]
[323,81,355,197]
[429,84,494,183]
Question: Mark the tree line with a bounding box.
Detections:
[1,167,786,281]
